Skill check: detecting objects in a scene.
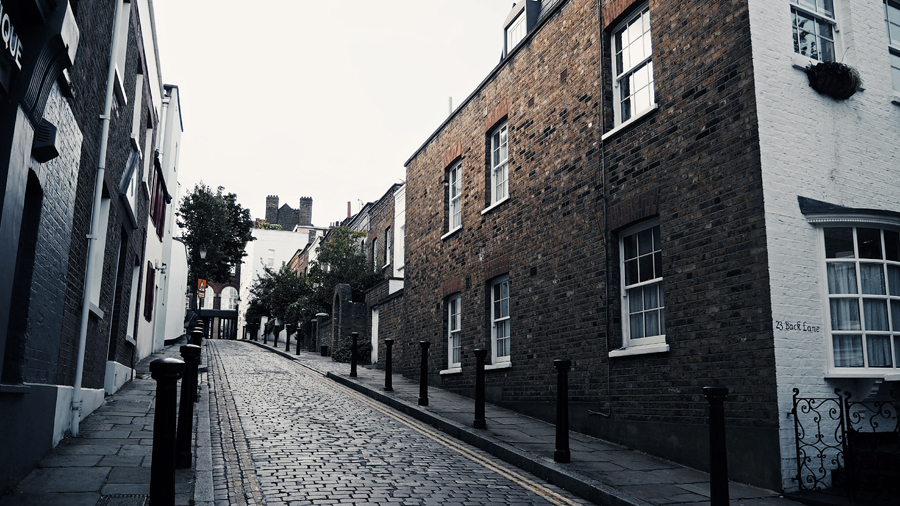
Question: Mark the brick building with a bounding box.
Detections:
[366,184,406,365]
[0,0,186,493]
[398,0,900,494]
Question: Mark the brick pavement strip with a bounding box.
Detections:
[207,340,588,506]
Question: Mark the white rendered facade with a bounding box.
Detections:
[747,0,900,490]
[133,85,184,366]
[238,228,316,335]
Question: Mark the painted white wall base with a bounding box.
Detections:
[104,360,134,395]
[51,385,104,446]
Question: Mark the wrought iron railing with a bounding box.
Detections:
[791,387,899,504]
[791,388,847,492]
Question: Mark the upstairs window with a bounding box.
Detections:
[612,4,654,125]
[372,238,378,270]
[790,0,836,62]
[823,226,900,371]
[490,123,509,205]
[385,226,392,266]
[507,12,527,52]
[886,1,900,92]
[448,162,462,232]
[148,165,166,240]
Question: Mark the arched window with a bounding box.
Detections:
[221,286,239,311]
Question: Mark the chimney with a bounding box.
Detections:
[298,197,313,226]
[265,195,279,224]
[347,201,351,218]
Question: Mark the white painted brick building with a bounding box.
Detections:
[748,0,900,491]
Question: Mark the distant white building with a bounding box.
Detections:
[238,227,322,338]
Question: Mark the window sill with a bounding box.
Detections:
[440,367,462,375]
[601,104,659,142]
[892,94,900,106]
[825,371,900,381]
[89,302,105,319]
[441,227,462,241]
[609,342,669,358]
[485,362,512,371]
[481,196,510,216]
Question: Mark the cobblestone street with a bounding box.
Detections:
[207,340,588,506]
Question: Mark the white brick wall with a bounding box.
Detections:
[747,0,900,491]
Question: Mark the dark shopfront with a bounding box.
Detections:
[0,0,81,493]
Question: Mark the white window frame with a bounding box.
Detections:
[886,1,900,93]
[819,225,900,375]
[790,0,838,63]
[372,237,378,270]
[491,276,511,364]
[267,249,275,268]
[448,294,462,369]
[89,197,112,310]
[112,0,132,107]
[385,226,392,267]
[612,4,654,126]
[618,220,667,351]
[507,12,527,52]
[448,162,462,233]
[490,123,509,206]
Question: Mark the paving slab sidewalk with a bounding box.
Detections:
[249,339,802,506]
[0,338,211,506]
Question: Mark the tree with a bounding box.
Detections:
[248,264,310,327]
[177,183,254,286]
[306,226,382,314]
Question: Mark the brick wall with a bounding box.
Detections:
[21,85,84,384]
[402,0,783,488]
[59,0,151,388]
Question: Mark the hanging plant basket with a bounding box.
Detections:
[804,61,862,100]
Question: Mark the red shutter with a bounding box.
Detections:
[143,262,155,321]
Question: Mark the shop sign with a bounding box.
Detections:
[0,1,24,71]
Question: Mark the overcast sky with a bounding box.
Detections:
[152,1,515,227]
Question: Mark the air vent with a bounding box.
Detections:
[32,119,61,163]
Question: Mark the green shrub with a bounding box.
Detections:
[332,335,372,364]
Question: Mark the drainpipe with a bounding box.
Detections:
[71,0,125,437]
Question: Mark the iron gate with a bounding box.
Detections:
[790,388,899,504]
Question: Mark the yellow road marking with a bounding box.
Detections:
[292,362,584,506]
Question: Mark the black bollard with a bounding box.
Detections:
[350,332,358,377]
[384,339,394,391]
[150,358,184,506]
[176,345,201,468]
[418,341,430,406]
[553,359,571,463]
[181,343,200,403]
[474,349,487,429]
[704,386,729,506]
[190,325,202,347]
[285,324,292,353]
[263,326,268,344]
[273,327,279,347]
